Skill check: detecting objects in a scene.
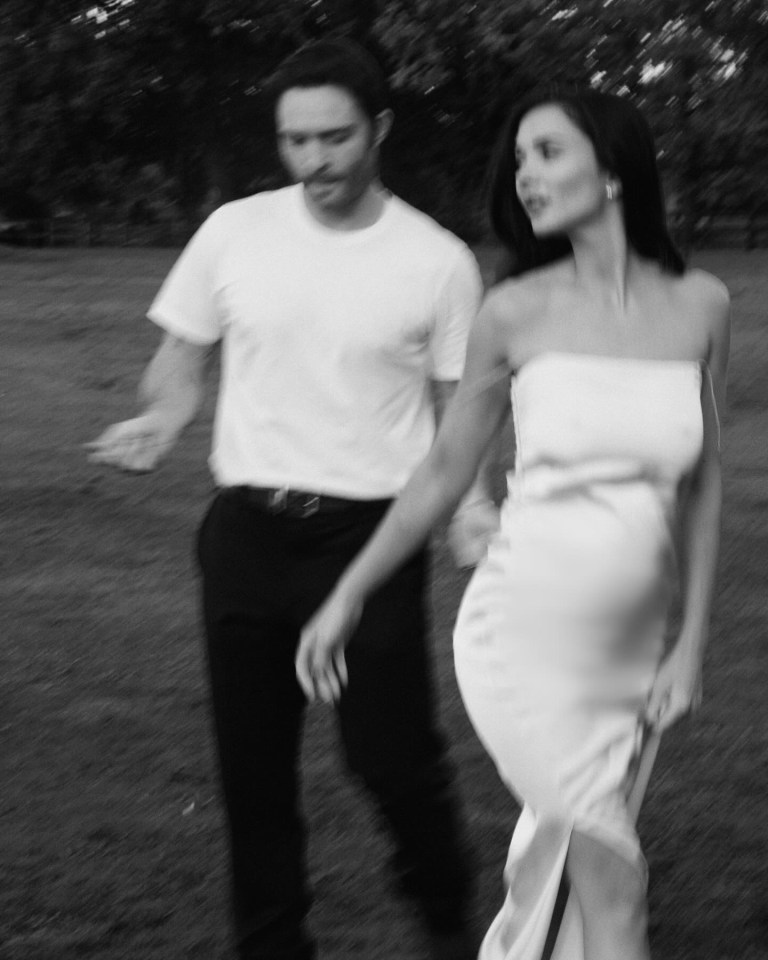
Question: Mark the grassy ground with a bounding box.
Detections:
[1,246,766,960]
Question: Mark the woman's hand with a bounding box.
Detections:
[645,639,703,732]
[295,588,363,703]
[448,498,500,568]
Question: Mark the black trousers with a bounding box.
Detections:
[197,489,471,960]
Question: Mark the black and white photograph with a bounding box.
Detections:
[2,3,766,959]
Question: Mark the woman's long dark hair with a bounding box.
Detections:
[488,86,685,278]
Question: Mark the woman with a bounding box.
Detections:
[295,88,730,960]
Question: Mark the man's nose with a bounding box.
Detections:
[302,139,330,174]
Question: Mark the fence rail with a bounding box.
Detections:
[0,218,194,248]
[688,215,768,249]
[2,215,768,250]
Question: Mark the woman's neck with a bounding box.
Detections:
[569,214,637,314]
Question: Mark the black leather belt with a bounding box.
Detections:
[223,485,390,518]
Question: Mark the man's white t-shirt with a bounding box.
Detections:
[148,185,483,498]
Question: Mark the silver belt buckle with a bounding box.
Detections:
[299,494,320,518]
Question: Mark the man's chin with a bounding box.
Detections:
[307,184,359,217]
[306,180,343,200]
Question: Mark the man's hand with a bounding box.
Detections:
[448,498,499,568]
[85,413,177,472]
[86,332,209,472]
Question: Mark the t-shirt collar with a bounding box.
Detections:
[291,183,395,243]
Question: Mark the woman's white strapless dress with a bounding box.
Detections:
[454,352,708,960]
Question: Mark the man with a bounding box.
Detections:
[88,38,496,960]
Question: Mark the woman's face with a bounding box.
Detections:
[514,103,609,237]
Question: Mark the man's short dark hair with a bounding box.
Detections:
[269,38,389,122]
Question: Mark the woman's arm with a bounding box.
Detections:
[646,281,731,731]
[296,295,512,701]
[433,377,505,568]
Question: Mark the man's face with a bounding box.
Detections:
[276,85,381,215]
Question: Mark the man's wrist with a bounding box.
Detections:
[455,495,494,515]
[141,405,187,439]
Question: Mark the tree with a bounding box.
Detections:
[0,1,126,214]
[1,0,765,240]
[0,1,376,222]
[372,0,768,240]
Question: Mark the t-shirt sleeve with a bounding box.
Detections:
[428,243,483,381]
[146,210,224,345]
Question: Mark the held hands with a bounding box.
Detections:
[645,641,703,733]
[85,413,177,472]
[295,588,363,703]
[448,498,500,568]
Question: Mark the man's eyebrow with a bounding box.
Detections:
[278,124,356,137]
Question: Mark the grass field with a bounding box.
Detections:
[1,245,766,960]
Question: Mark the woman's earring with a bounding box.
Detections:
[605,182,614,201]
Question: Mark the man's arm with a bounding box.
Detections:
[431,378,501,568]
[86,332,211,472]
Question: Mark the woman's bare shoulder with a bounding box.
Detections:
[675,268,731,354]
[485,260,571,318]
[653,266,730,373]
[677,267,730,315]
[480,262,572,367]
